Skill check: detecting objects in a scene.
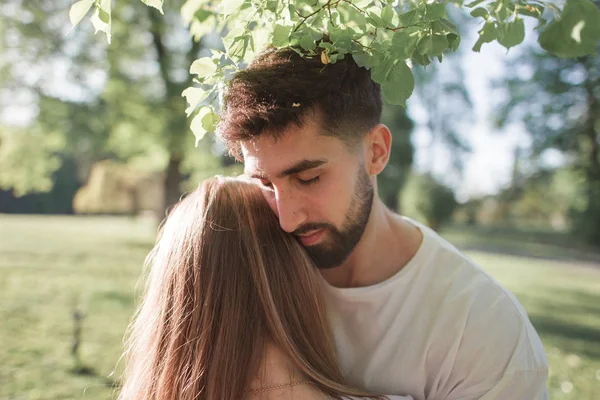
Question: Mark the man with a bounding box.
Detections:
[216,45,549,399]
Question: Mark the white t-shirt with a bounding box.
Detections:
[324,219,549,400]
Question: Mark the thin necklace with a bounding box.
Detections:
[244,380,312,393]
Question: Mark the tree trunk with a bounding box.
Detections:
[582,75,600,244]
[163,153,183,215]
[148,8,202,219]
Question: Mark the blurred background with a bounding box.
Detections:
[0,0,599,399]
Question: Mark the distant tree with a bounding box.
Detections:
[496,8,600,244]
[378,104,415,211]
[0,0,233,216]
[402,172,458,231]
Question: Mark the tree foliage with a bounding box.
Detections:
[402,172,458,230]
[70,0,600,143]
[496,7,600,244]
[378,103,415,211]
[0,0,239,216]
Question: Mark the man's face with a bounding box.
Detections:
[241,117,374,269]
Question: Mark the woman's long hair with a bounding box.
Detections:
[118,176,381,400]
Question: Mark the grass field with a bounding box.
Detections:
[1,215,599,399]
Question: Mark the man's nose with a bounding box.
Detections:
[273,187,307,233]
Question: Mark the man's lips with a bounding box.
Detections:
[296,229,325,246]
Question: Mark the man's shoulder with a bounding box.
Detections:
[402,219,538,337]
[416,221,529,325]
[406,220,548,376]
[405,218,504,295]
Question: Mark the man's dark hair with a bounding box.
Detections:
[217,45,382,158]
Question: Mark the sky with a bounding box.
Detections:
[408,28,538,202]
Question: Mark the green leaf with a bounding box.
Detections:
[425,3,447,20]
[497,17,525,50]
[98,8,110,24]
[355,0,374,8]
[352,52,374,69]
[430,34,449,56]
[391,30,419,59]
[290,25,322,51]
[368,11,387,28]
[191,107,219,145]
[266,0,278,13]
[492,0,510,22]
[297,0,319,8]
[434,19,459,35]
[246,27,270,62]
[472,21,497,52]
[339,2,368,31]
[416,32,448,56]
[382,4,395,25]
[222,25,245,53]
[330,9,342,25]
[342,9,368,32]
[465,0,486,7]
[381,60,414,106]
[319,42,336,52]
[69,0,94,28]
[182,87,209,116]
[329,53,340,63]
[470,7,489,19]
[220,0,245,14]
[272,24,292,47]
[190,57,218,78]
[538,0,600,58]
[329,25,353,52]
[140,0,164,14]
[412,52,431,66]
[371,57,395,83]
[447,33,461,51]
[222,25,251,61]
[90,0,112,43]
[417,34,433,55]
[194,8,213,23]
[299,34,317,51]
[201,108,219,133]
[399,10,420,26]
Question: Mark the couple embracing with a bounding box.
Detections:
[118,46,549,400]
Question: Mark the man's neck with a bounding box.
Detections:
[319,199,423,288]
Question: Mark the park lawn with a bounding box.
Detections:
[1,215,599,400]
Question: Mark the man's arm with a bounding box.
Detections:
[448,369,549,400]
[430,277,549,400]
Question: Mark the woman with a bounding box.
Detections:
[118,176,412,400]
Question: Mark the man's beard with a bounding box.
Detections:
[293,169,374,269]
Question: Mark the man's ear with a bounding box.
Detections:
[364,124,392,176]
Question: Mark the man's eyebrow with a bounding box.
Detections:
[247,159,327,181]
[278,159,327,178]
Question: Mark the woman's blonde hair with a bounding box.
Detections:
[118,176,382,400]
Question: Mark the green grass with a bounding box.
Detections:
[0,215,156,400]
[1,215,599,399]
